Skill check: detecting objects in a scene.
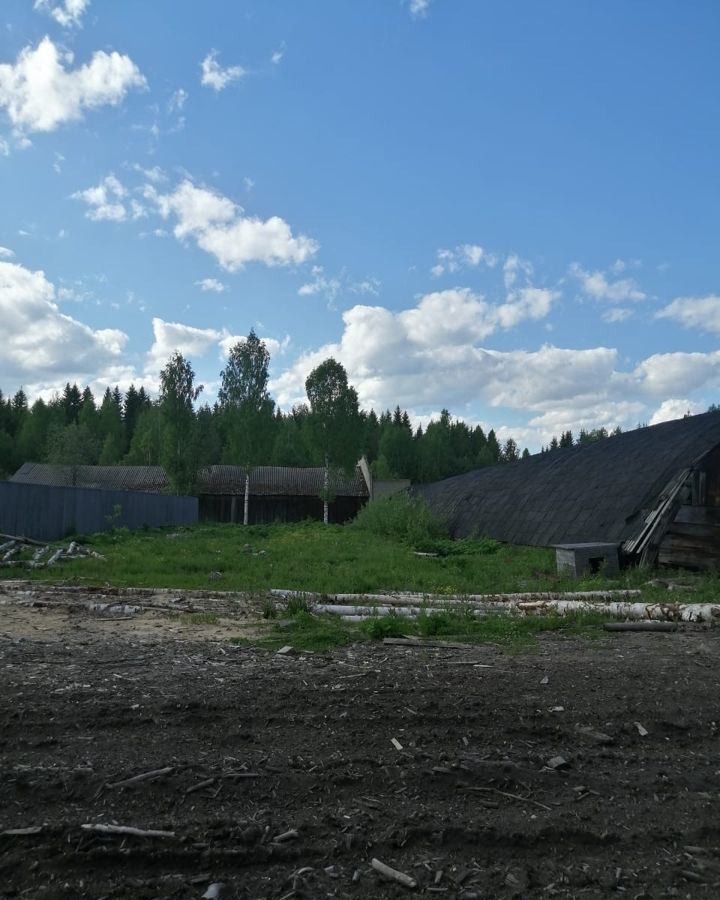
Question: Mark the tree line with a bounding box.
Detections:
[0,330,534,492]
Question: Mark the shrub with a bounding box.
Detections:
[353,493,446,547]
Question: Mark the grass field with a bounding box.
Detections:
[6,495,717,651]
[8,519,637,595]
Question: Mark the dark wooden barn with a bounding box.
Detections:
[413,411,720,570]
[196,465,370,525]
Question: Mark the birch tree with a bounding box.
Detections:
[305,358,361,524]
[218,330,274,523]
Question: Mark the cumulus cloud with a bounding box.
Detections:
[269,280,720,449]
[569,262,645,302]
[649,399,704,426]
[72,174,141,222]
[200,50,246,91]
[149,179,318,270]
[196,277,225,293]
[34,0,90,28]
[0,260,127,387]
[145,317,221,376]
[0,246,14,259]
[431,244,496,278]
[656,295,720,335]
[633,351,720,398]
[271,285,560,410]
[0,37,146,135]
[219,332,289,360]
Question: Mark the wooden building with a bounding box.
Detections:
[9,463,371,526]
[414,411,720,570]
[196,465,370,525]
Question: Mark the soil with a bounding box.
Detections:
[2,581,720,899]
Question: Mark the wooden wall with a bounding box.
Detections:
[658,449,720,569]
[199,494,366,525]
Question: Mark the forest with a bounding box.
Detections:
[0,330,620,492]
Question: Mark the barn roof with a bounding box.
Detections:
[413,411,720,548]
[197,465,369,497]
[9,463,169,493]
[9,463,369,498]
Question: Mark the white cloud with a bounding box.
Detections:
[271,43,286,65]
[649,399,704,426]
[132,163,166,184]
[0,260,127,387]
[145,317,220,376]
[350,277,381,296]
[656,295,720,335]
[269,285,720,450]
[167,88,187,113]
[34,0,90,28]
[219,332,290,360]
[150,179,318,270]
[271,286,560,410]
[0,136,9,156]
[298,266,341,301]
[633,351,720,398]
[503,254,533,290]
[569,262,645,302]
[0,246,14,259]
[602,307,633,323]
[196,277,226,293]
[431,243,496,277]
[243,176,255,192]
[73,174,144,222]
[0,37,146,135]
[200,50,246,91]
[409,0,431,18]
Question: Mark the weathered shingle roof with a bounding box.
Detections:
[9,463,169,493]
[413,412,720,547]
[197,465,369,497]
[9,463,370,498]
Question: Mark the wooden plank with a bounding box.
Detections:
[673,505,720,526]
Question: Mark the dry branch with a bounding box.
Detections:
[106,766,174,789]
[371,857,417,889]
[81,823,175,838]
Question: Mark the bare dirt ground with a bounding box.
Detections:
[2,582,720,899]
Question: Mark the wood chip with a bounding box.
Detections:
[391,737,404,751]
[634,721,649,737]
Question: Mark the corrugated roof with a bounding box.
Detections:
[197,465,369,497]
[413,412,720,548]
[9,463,169,493]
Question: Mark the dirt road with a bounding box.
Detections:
[1,583,719,898]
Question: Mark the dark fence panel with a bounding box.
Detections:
[0,482,198,542]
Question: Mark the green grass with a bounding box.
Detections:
[8,517,716,609]
[233,605,610,652]
[10,520,566,595]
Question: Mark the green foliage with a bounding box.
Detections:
[305,358,362,475]
[159,352,202,494]
[360,612,407,639]
[352,493,446,548]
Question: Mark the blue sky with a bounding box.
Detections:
[1,0,719,449]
